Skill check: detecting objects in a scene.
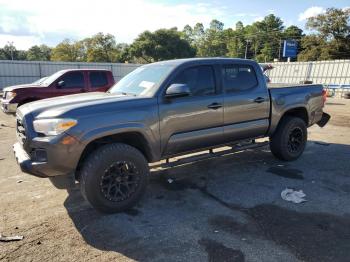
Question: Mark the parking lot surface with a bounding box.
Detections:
[1,98,350,262]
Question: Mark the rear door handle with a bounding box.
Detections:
[254,97,266,103]
[207,103,222,109]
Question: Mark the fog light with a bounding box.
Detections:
[61,135,77,145]
[33,149,47,162]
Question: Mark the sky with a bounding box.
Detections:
[0,0,349,50]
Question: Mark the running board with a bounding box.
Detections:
[151,140,269,170]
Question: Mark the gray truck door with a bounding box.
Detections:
[221,63,270,142]
[159,65,224,156]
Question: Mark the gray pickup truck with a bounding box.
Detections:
[13,58,330,213]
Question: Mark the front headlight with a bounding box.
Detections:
[6,91,16,100]
[33,118,77,136]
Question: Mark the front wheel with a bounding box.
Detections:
[80,143,149,213]
[269,116,307,161]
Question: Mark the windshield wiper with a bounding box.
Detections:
[109,91,137,96]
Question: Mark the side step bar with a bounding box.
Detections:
[151,140,269,170]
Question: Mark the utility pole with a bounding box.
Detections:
[245,40,251,59]
[7,41,14,60]
[278,38,282,61]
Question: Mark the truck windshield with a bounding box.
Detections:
[109,64,174,96]
[39,71,66,86]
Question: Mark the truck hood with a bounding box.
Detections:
[18,92,140,119]
[3,84,42,92]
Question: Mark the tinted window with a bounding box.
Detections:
[90,71,108,88]
[222,65,258,92]
[60,72,84,88]
[172,66,215,96]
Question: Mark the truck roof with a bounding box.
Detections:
[57,68,111,73]
[151,57,257,66]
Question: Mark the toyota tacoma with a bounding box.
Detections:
[13,58,330,213]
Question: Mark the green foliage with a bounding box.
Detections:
[299,8,350,61]
[128,28,196,63]
[51,39,84,62]
[27,45,51,61]
[0,43,26,60]
[83,33,121,62]
[306,8,350,41]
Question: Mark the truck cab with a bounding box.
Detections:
[1,69,114,113]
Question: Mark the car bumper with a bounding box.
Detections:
[1,99,18,113]
[13,137,84,178]
[316,112,331,127]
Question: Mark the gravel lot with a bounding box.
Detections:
[1,98,350,262]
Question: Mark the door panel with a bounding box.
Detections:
[87,71,110,92]
[158,65,224,156]
[222,64,270,142]
[159,95,224,156]
[224,119,269,141]
[50,71,86,98]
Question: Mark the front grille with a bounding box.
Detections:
[16,117,27,144]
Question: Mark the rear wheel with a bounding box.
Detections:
[80,143,149,213]
[269,116,307,161]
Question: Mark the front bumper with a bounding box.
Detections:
[13,142,48,177]
[1,99,18,113]
[13,135,84,178]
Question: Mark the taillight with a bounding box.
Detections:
[322,89,327,105]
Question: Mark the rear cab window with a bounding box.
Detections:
[171,65,216,96]
[89,71,108,88]
[222,64,258,93]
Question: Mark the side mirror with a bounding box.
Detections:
[57,80,65,88]
[165,84,190,98]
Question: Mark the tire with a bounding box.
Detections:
[269,116,307,161]
[80,143,149,213]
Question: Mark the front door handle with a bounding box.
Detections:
[254,97,266,103]
[207,103,222,109]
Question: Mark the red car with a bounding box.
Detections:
[1,69,115,113]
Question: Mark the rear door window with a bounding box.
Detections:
[222,65,258,92]
[60,72,84,88]
[89,71,108,88]
[171,65,216,96]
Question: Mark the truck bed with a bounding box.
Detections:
[267,83,323,89]
[267,83,325,135]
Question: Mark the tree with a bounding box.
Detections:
[297,35,329,61]
[129,28,196,63]
[195,19,228,57]
[27,45,51,61]
[226,22,246,58]
[83,33,120,62]
[0,43,25,60]
[306,8,350,41]
[51,39,85,62]
[299,8,350,60]
[210,19,224,31]
[284,26,304,39]
[252,14,284,61]
[182,24,194,44]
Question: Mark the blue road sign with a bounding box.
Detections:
[283,40,298,58]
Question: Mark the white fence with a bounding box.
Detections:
[268,60,350,85]
[0,60,140,90]
[1,59,350,91]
